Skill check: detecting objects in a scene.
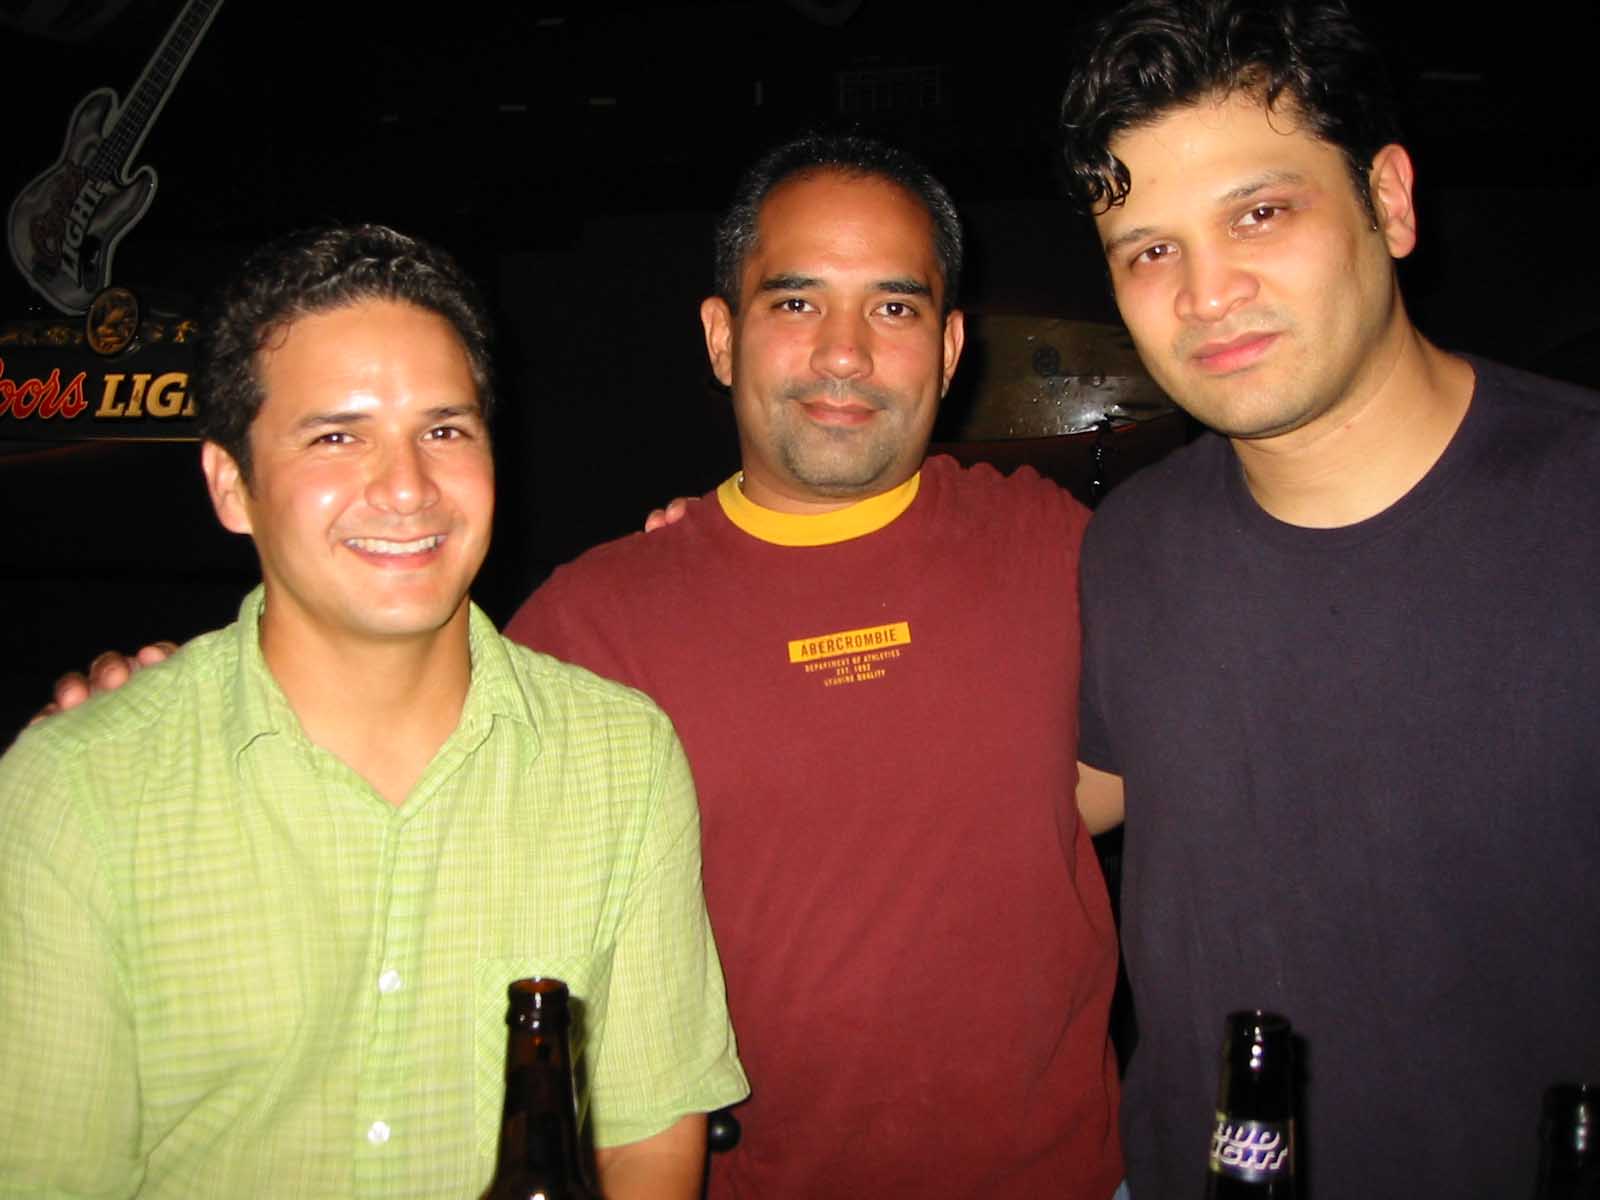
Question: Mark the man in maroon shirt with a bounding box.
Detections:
[504,134,1124,1199]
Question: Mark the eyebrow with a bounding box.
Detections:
[422,403,484,422]
[291,402,482,432]
[1101,169,1311,257]
[1219,169,1307,204]
[755,272,934,299]
[293,410,370,432]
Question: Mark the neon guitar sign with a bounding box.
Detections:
[7,0,223,315]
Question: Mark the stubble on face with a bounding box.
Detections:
[768,374,907,494]
[708,171,961,513]
[1098,92,1405,447]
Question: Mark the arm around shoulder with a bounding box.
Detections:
[35,641,181,722]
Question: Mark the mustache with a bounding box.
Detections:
[779,379,897,409]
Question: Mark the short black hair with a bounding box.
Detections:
[713,133,964,313]
[195,223,494,483]
[1059,0,1401,219]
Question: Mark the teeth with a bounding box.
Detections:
[346,535,444,555]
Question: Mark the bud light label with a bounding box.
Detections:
[1209,1114,1293,1182]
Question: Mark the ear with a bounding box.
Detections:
[201,441,254,536]
[1368,144,1418,261]
[700,296,736,388]
[940,309,966,397]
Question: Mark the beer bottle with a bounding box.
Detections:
[1533,1082,1598,1199]
[480,977,600,1200]
[1205,1009,1296,1198]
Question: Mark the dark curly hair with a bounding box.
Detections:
[1059,0,1400,220]
[713,133,963,314]
[195,223,494,484]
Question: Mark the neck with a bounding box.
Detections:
[259,604,474,806]
[1232,314,1475,528]
[736,472,879,515]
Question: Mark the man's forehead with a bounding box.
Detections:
[1099,93,1340,219]
[252,298,480,414]
[257,298,474,371]
[744,171,942,290]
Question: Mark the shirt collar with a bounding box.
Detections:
[220,586,293,758]
[459,601,538,743]
[219,586,537,762]
[715,469,921,547]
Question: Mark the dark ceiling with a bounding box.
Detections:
[5,0,1596,257]
[6,1,1596,376]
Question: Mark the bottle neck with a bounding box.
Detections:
[492,1019,589,1183]
[1535,1083,1597,1198]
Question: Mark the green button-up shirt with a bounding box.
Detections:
[0,589,747,1198]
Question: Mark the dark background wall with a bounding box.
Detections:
[3,0,1598,736]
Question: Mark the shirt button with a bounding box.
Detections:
[367,1120,391,1145]
[377,969,402,995]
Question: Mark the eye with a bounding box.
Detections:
[424,424,470,442]
[1234,204,1286,234]
[1131,242,1177,268]
[774,297,815,314]
[876,299,918,319]
[310,430,355,447]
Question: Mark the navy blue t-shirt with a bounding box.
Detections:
[1080,358,1600,1199]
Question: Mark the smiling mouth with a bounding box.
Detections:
[345,534,445,555]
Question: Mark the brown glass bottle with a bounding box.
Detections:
[480,978,600,1200]
[1204,1009,1296,1198]
[1533,1083,1598,1200]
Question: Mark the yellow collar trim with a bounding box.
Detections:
[715,470,922,547]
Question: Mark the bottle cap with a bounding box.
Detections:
[1220,1010,1292,1065]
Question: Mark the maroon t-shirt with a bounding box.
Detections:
[506,455,1122,1198]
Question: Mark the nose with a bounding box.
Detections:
[809,308,873,380]
[365,440,439,515]
[1175,245,1258,324]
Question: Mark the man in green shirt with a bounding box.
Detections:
[0,224,747,1199]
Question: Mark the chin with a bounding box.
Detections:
[790,463,886,494]
[1173,380,1296,438]
[361,598,472,641]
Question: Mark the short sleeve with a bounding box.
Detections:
[582,716,748,1146]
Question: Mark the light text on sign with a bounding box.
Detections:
[0,360,87,418]
[95,371,193,419]
[0,357,192,421]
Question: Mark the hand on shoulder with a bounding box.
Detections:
[643,497,696,533]
[32,642,181,725]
